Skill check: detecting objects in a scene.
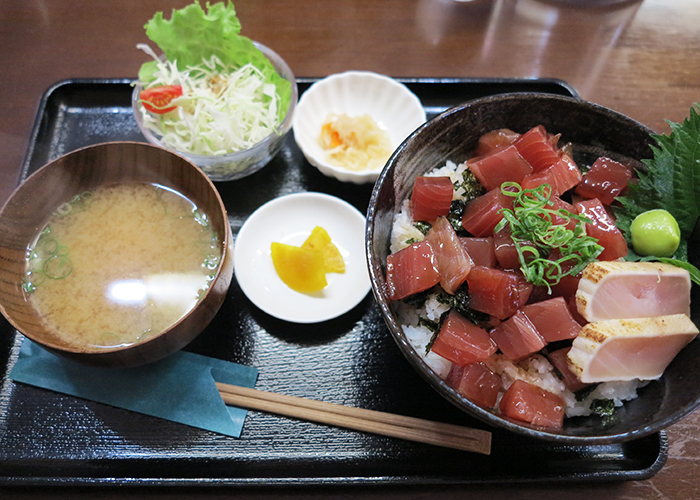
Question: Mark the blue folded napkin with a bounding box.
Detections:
[9,339,258,438]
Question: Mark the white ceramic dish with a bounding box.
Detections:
[234,192,370,323]
[292,71,426,184]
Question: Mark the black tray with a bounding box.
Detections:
[0,78,667,487]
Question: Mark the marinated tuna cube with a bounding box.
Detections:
[489,310,546,360]
[452,362,502,409]
[575,156,632,205]
[386,240,440,300]
[466,266,533,320]
[574,198,627,261]
[499,379,566,428]
[426,216,473,294]
[520,154,582,197]
[467,144,532,191]
[431,310,497,366]
[512,125,560,172]
[411,176,454,223]
[521,297,582,343]
[460,236,497,268]
[474,128,520,157]
[462,187,515,237]
[547,347,590,393]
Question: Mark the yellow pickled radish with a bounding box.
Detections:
[302,226,346,273]
[271,242,327,293]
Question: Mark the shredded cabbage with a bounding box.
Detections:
[137,44,282,156]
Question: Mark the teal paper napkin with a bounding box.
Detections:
[9,339,258,438]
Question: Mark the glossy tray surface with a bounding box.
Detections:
[0,78,666,486]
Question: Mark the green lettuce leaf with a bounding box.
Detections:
[139,1,291,121]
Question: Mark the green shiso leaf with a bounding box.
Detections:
[615,105,700,242]
[138,1,291,122]
[614,104,700,281]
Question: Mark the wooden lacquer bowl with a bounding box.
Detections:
[0,142,233,368]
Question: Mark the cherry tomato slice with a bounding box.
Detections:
[140,85,183,114]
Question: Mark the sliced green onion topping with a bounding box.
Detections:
[494,182,604,290]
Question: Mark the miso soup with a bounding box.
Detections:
[23,183,222,348]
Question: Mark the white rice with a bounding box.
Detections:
[391,160,644,419]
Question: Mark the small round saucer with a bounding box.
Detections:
[234,192,370,323]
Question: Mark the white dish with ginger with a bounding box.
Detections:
[292,71,426,184]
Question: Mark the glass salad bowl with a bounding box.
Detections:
[132,42,298,182]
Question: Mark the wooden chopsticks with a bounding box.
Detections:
[216,382,491,455]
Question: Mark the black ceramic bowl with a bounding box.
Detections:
[366,93,700,444]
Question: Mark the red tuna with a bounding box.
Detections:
[575,156,633,205]
[448,362,502,408]
[385,240,440,300]
[462,187,515,237]
[547,347,590,393]
[520,154,582,197]
[466,266,533,320]
[521,297,582,343]
[499,379,566,428]
[467,145,533,191]
[474,128,520,157]
[574,198,628,261]
[411,176,454,223]
[426,216,474,294]
[431,310,498,366]
[513,125,561,172]
[489,310,546,360]
[460,237,497,268]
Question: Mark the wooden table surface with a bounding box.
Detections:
[1,0,699,498]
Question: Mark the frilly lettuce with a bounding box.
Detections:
[137,1,291,122]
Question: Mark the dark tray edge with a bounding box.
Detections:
[4,77,670,488]
[0,429,667,487]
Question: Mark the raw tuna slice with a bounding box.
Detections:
[567,314,699,383]
[431,310,498,365]
[547,347,590,393]
[499,379,566,428]
[466,266,533,320]
[576,261,691,322]
[460,237,497,268]
[467,145,533,191]
[493,225,538,271]
[386,240,440,300]
[512,125,560,172]
[474,128,520,156]
[520,154,582,197]
[426,216,474,294]
[521,297,582,342]
[574,198,628,261]
[450,362,502,408]
[489,310,546,360]
[411,176,454,222]
[575,156,632,205]
[462,187,515,237]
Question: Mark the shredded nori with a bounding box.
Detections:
[425,309,451,355]
[440,283,490,326]
[413,221,432,235]
[454,167,486,201]
[446,199,468,236]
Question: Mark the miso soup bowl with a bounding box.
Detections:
[0,142,233,368]
[366,93,700,444]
